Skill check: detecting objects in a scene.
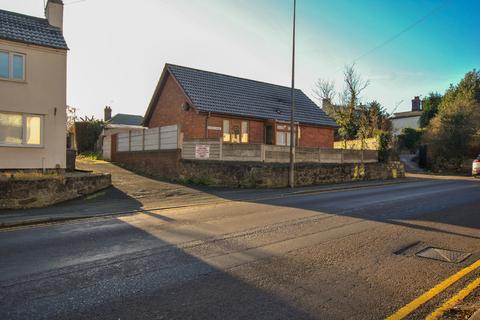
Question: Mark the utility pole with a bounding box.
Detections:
[289,0,296,188]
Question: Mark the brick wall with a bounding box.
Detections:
[300,125,334,148]
[114,149,182,179]
[147,73,207,139]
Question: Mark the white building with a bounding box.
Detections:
[0,1,68,170]
[391,96,423,136]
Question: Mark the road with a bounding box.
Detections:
[1,177,479,319]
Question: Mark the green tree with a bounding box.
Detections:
[423,69,480,170]
[419,92,442,128]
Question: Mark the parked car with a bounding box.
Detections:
[473,155,480,177]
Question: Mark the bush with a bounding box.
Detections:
[74,121,103,153]
[376,130,392,163]
[398,128,424,153]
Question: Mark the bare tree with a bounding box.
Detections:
[313,79,336,103]
[341,63,370,108]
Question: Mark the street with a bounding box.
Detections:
[1,177,479,319]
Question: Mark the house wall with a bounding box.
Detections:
[147,73,206,139]
[0,39,67,169]
[146,72,334,148]
[299,125,334,148]
[392,116,421,136]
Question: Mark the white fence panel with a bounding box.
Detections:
[117,133,130,152]
[160,125,178,150]
[130,131,143,151]
[144,127,160,151]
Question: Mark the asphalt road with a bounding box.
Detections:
[1,177,479,319]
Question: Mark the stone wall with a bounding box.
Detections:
[0,173,111,209]
[179,160,405,188]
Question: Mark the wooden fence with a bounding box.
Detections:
[117,125,180,152]
[182,139,377,163]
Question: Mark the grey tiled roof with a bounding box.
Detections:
[0,9,68,50]
[109,114,144,126]
[167,64,337,127]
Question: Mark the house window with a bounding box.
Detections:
[241,121,248,143]
[223,120,230,142]
[0,112,43,147]
[0,51,25,81]
[231,125,241,143]
[275,125,299,146]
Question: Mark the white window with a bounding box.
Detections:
[241,121,248,143]
[0,112,43,147]
[0,51,25,81]
[223,120,230,142]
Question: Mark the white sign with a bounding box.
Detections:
[195,145,210,159]
[207,126,222,131]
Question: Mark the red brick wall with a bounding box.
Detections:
[299,125,334,148]
[114,150,182,179]
[147,73,207,139]
[205,116,264,143]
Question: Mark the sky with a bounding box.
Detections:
[0,0,478,118]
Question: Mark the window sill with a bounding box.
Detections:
[0,78,27,84]
[0,144,44,149]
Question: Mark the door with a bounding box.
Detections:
[265,125,274,145]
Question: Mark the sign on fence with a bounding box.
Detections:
[195,145,210,159]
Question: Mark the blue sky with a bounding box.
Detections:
[0,0,478,118]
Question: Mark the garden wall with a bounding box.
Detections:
[0,173,111,209]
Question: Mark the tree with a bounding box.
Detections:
[419,92,442,128]
[423,69,480,170]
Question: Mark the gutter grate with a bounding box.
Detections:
[416,247,471,263]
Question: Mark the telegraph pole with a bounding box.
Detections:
[289,0,296,188]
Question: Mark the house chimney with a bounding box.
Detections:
[45,0,64,30]
[412,96,421,112]
[104,106,112,121]
[322,98,331,109]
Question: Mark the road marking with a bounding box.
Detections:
[425,276,480,320]
[386,259,480,320]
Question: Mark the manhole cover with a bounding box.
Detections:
[416,247,471,263]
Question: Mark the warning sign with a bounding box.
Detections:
[195,145,210,159]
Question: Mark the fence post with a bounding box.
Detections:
[128,130,132,152]
[142,129,145,151]
[361,149,364,164]
[177,125,182,150]
[260,144,266,162]
[341,149,344,164]
[219,138,223,160]
[158,126,162,150]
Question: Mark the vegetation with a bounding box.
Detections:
[74,120,104,153]
[419,92,442,128]
[398,128,424,153]
[422,69,480,171]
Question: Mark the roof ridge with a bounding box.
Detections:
[166,63,304,92]
[0,8,49,24]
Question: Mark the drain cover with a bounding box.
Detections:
[416,247,471,263]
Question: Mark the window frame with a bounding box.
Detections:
[0,50,26,82]
[0,111,44,148]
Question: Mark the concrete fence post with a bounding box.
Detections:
[261,144,266,162]
[158,126,162,150]
[219,138,223,160]
[142,129,145,151]
[128,130,132,152]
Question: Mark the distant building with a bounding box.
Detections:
[391,96,423,135]
[100,107,144,160]
[0,1,68,170]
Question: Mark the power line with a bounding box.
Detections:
[351,0,451,64]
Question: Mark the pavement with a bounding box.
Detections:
[0,159,418,228]
[0,166,479,319]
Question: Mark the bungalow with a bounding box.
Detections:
[143,64,337,148]
[0,1,68,170]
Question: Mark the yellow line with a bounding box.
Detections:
[386,259,480,320]
[425,276,480,320]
